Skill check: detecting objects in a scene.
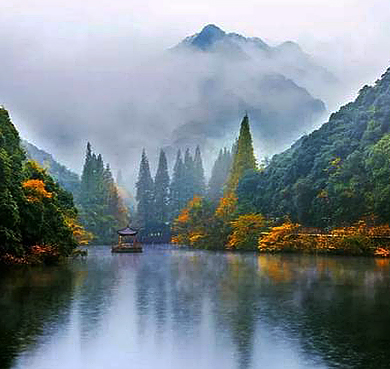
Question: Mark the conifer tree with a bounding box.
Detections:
[154,149,170,224]
[226,114,257,193]
[183,148,195,203]
[79,143,128,242]
[136,149,154,226]
[208,148,232,201]
[193,145,206,196]
[170,149,186,219]
[80,142,94,205]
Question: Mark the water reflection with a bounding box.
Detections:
[1,246,390,369]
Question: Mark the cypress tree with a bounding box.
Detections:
[79,142,94,206]
[170,149,186,219]
[226,114,257,193]
[136,149,154,226]
[183,148,195,203]
[154,149,170,224]
[194,145,206,196]
[79,143,128,242]
[208,148,232,201]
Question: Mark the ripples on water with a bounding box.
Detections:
[1,245,390,369]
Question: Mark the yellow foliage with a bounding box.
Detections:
[215,193,237,220]
[227,214,265,249]
[189,232,206,245]
[259,218,390,256]
[259,220,301,252]
[22,179,52,202]
[65,217,94,245]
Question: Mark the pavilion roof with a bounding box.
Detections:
[117,226,138,236]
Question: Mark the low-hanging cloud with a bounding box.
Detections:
[1,0,390,189]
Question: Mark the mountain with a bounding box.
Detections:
[166,24,336,158]
[23,141,80,196]
[237,67,390,226]
[174,24,336,87]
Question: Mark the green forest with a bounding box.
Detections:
[0,108,79,264]
[171,68,390,256]
[4,66,390,262]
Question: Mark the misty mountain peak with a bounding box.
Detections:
[192,24,226,50]
[277,41,303,53]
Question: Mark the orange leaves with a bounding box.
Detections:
[176,209,190,224]
[374,248,390,258]
[22,179,52,202]
[259,220,302,252]
[215,193,237,220]
[228,214,265,250]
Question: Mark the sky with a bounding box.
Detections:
[1,0,390,181]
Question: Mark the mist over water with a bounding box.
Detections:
[2,246,390,369]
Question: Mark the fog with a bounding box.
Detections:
[1,0,390,187]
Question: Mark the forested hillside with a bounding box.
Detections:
[23,141,80,195]
[237,67,390,226]
[0,107,79,262]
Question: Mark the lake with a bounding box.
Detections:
[1,245,390,369]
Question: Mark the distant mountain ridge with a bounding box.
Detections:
[165,24,333,156]
[23,141,80,196]
[173,24,336,83]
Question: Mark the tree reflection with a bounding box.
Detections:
[0,266,75,369]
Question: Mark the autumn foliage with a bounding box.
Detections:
[22,179,53,202]
[259,219,390,256]
[228,214,265,250]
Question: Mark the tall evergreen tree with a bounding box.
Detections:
[226,114,257,193]
[79,143,127,242]
[136,149,154,226]
[170,149,186,219]
[79,142,94,205]
[154,149,170,224]
[208,147,232,201]
[193,145,206,196]
[183,148,195,203]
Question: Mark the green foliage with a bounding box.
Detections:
[193,145,206,196]
[169,150,186,219]
[208,147,232,202]
[226,114,257,193]
[237,67,390,226]
[154,149,170,224]
[78,143,128,243]
[0,107,80,260]
[23,141,80,196]
[136,149,154,226]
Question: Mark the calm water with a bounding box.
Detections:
[1,245,390,369]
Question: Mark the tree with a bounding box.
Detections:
[78,143,128,243]
[136,149,154,226]
[193,145,206,196]
[228,214,266,250]
[183,148,195,203]
[154,149,170,224]
[0,107,25,253]
[170,149,186,219]
[226,114,257,193]
[208,148,232,201]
